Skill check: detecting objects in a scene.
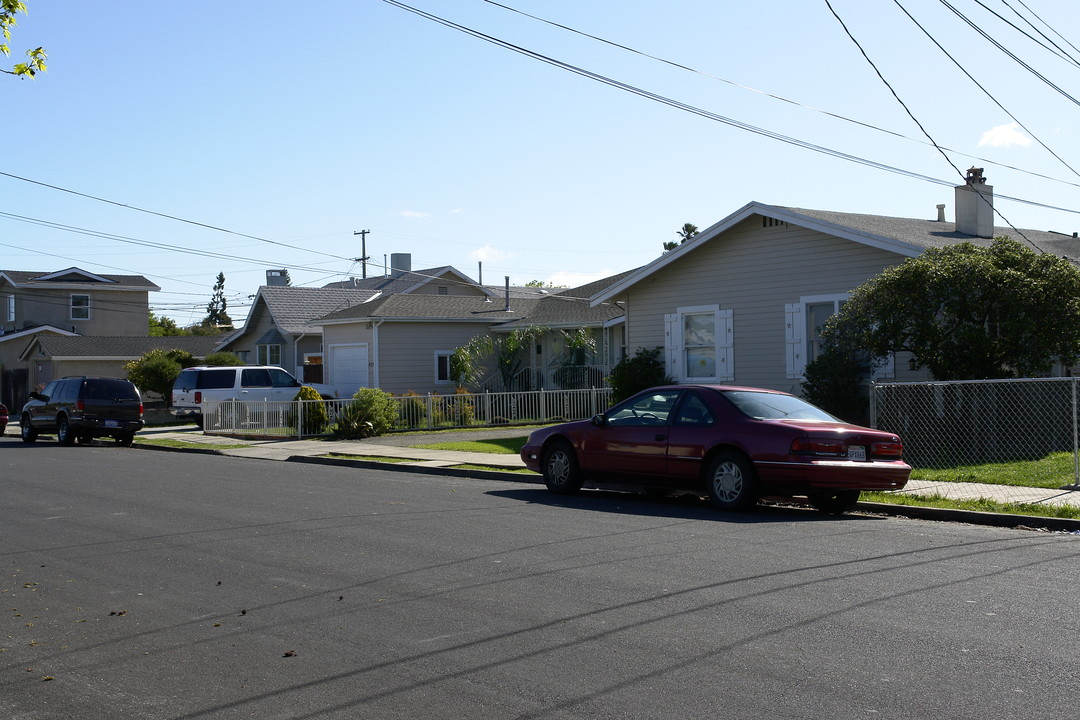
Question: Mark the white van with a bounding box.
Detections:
[171,366,337,425]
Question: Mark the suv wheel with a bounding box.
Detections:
[77,434,94,445]
[116,433,135,448]
[57,415,76,446]
[20,415,37,444]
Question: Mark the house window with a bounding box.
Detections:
[435,351,453,385]
[786,295,849,379]
[257,344,282,366]
[71,294,90,320]
[664,305,734,382]
[4,294,13,322]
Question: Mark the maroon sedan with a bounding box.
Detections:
[520,385,911,514]
[0,402,7,435]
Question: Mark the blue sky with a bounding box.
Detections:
[4,0,1078,325]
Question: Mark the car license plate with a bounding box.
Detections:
[847,445,867,461]
[104,420,119,428]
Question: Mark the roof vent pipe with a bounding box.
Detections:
[935,204,946,222]
[505,276,511,312]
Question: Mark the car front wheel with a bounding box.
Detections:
[20,415,37,444]
[706,452,758,511]
[542,441,583,495]
[808,490,861,515]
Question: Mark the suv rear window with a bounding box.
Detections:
[241,369,273,388]
[195,369,236,389]
[85,379,139,400]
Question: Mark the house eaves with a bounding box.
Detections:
[0,325,79,344]
[590,202,926,305]
[0,268,160,292]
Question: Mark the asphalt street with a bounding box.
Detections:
[3,438,1080,719]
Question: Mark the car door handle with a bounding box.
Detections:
[655,434,667,442]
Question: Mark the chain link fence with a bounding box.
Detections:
[871,378,1080,507]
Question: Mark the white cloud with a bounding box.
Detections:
[978,122,1032,148]
[399,210,432,219]
[470,244,511,263]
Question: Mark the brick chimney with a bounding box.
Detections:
[954,167,994,238]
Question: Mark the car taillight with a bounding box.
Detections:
[195,391,202,404]
[76,400,85,411]
[790,438,845,456]
[139,402,144,416]
[872,441,903,458]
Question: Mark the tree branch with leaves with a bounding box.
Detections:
[2,1,46,78]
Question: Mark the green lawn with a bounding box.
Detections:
[135,438,251,450]
[410,437,528,455]
[911,451,1079,489]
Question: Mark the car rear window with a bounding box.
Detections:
[85,380,139,401]
[721,390,836,421]
[241,368,273,388]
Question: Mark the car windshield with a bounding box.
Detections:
[721,390,837,421]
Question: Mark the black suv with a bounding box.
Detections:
[20,377,144,446]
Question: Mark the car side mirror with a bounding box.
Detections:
[29,391,44,402]
[591,414,606,427]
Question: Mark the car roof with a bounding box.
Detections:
[647,384,794,396]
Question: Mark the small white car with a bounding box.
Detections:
[171,366,337,425]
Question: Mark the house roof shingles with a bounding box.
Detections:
[0,269,159,290]
[258,286,381,334]
[22,335,223,360]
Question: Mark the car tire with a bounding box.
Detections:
[57,415,76,446]
[542,441,584,495]
[808,490,861,515]
[20,415,37,444]
[116,433,135,448]
[705,452,758,511]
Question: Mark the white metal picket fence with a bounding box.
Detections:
[871,377,1080,507]
[202,387,613,439]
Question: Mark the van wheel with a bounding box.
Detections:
[20,415,37,443]
[57,416,76,446]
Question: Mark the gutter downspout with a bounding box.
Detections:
[372,320,384,389]
[295,332,306,380]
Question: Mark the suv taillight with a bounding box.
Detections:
[194,391,202,404]
[76,400,85,411]
[139,402,144,416]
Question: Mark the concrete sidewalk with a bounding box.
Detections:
[133,426,1080,512]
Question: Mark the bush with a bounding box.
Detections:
[607,347,674,403]
[292,385,329,435]
[445,387,476,426]
[333,387,398,439]
[801,346,869,423]
[204,351,243,366]
[397,391,427,429]
[125,348,199,403]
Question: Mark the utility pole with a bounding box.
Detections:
[353,229,371,279]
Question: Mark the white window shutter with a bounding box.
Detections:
[717,309,734,381]
[785,303,805,379]
[664,313,680,380]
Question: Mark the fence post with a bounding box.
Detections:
[540,388,546,422]
[869,382,877,429]
[297,400,304,439]
[1072,378,1079,489]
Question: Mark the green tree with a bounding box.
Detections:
[451,326,545,390]
[204,351,243,366]
[2,1,46,78]
[607,347,674,403]
[124,349,198,405]
[202,272,232,330]
[824,237,1080,380]
[148,311,188,337]
[524,279,565,288]
[663,222,699,252]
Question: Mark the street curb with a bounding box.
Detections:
[855,501,1080,533]
[132,442,225,456]
[285,454,543,484]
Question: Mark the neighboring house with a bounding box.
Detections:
[591,172,1078,395]
[18,335,223,399]
[0,267,160,411]
[313,273,631,396]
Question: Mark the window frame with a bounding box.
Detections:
[257,344,282,366]
[664,304,734,383]
[70,293,91,321]
[4,294,14,323]
[434,350,454,386]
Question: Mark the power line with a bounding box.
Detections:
[0,170,355,262]
[380,0,1080,221]
[479,0,1080,191]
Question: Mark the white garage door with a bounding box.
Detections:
[329,343,369,396]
